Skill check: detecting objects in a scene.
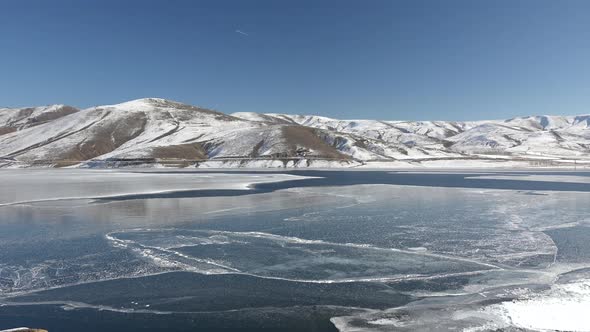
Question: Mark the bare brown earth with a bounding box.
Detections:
[281,125,352,159]
[56,111,148,161]
[0,127,16,136]
[151,143,208,159]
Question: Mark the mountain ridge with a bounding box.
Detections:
[1,98,589,168]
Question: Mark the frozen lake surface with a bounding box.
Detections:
[1,169,590,331]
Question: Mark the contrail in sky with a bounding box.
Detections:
[235,30,249,36]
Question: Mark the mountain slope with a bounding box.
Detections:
[0,99,359,167]
[0,105,79,136]
[1,98,589,168]
[242,113,590,163]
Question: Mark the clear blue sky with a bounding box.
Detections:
[1,0,590,120]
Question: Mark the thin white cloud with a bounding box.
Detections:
[235,30,249,36]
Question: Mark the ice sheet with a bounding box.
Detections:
[1,170,590,331]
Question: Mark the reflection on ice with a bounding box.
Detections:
[0,169,310,206]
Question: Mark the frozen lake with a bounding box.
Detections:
[1,169,590,331]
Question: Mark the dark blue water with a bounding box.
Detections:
[101,170,590,202]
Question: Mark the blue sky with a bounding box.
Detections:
[1,0,590,120]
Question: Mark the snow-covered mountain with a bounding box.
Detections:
[1,98,589,168]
